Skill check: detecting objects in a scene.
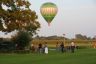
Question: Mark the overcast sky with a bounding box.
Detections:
[0,0,96,38]
[28,0,96,38]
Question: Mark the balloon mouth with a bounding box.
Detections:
[48,22,50,26]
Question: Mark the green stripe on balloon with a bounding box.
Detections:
[41,2,57,8]
[42,14,56,16]
[43,16,55,22]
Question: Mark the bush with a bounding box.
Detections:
[0,41,15,53]
[12,31,32,50]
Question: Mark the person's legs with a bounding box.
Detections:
[61,48,64,53]
[71,46,75,53]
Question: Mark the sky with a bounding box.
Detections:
[28,0,96,38]
[0,0,96,38]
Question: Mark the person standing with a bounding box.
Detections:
[56,42,59,51]
[30,44,35,53]
[38,43,42,53]
[44,42,48,54]
[60,42,64,53]
[70,42,75,53]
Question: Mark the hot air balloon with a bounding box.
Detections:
[40,2,58,26]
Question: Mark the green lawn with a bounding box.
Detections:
[0,48,96,64]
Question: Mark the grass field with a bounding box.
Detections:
[0,48,96,64]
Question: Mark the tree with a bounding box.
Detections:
[12,31,32,50]
[92,36,96,40]
[75,34,89,40]
[0,0,40,35]
[0,0,40,50]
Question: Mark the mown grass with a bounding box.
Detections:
[0,48,96,64]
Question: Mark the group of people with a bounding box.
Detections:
[30,42,48,54]
[56,41,76,53]
[38,42,48,54]
[30,41,76,54]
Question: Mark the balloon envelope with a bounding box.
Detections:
[40,2,58,26]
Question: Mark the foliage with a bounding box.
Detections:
[0,41,15,53]
[0,0,40,35]
[75,34,91,40]
[12,31,32,50]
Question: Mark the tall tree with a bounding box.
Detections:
[0,0,40,35]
